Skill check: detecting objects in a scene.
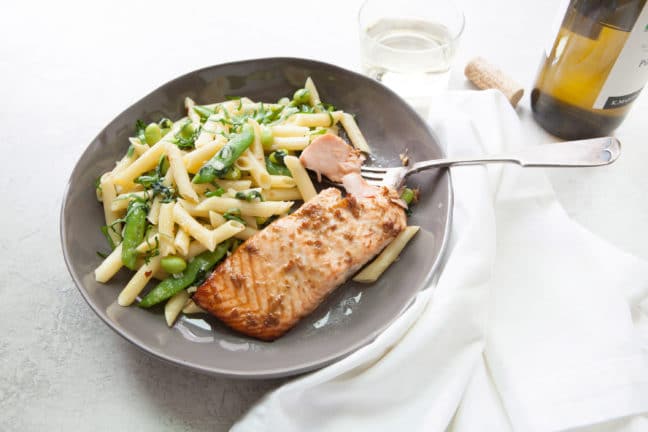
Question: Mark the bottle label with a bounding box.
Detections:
[594,5,648,110]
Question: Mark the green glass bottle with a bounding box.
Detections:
[531,0,648,139]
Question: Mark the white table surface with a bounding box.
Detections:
[2,0,647,430]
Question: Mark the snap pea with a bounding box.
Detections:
[222,166,241,180]
[192,124,254,184]
[144,123,162,145]
[292,88,310,105]
[138,241,230,308]
[180,121,197,139]
[400,188,416,205]
[121,201,148,270]
[160,256,187,274]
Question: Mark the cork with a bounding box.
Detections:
[464,57,524,107]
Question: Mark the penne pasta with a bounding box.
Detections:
[165,290,190,326]
[185,97,201,124]
[213,179,253,191]
[147,169,173,224]
[111,131,173,188]
[167,143,199,202]
[242,215,257,229]
[185,241,208,259]
[270,124,309,137]
[269,175,297,189]
[183,137,225,173]
[211,220,245,245]
[270,136,310,151]
[135,228,159,254]
[234,226,258,240]
[112,151,137,175]
[94,243,124,283]
[353,226,420,283]
[289,111,343,128]
[173,229,190,256]
[111,190,151,212]
[340,112,371,153]
[209,211,226,228]
[177,198,210,218]
[158,202,176,256]
[182,299,206,314]
[240,149,271,189]
[117,255,161,306]
[247,118,265,162]
[283,155,317,202]
[147,196,162,225]
[261,188,302,201]
[100,173,122,246]
[195,196,293,218]
[129,139,149,157]
[305,76,322,108]
[172,203,217,251]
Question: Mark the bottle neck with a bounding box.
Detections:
[567,0,647,38]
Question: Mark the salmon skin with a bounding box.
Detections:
[193,187,407,341]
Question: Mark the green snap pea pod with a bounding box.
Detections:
[121,201,148,270]
[138,241,231,308]
[192,124,254,184]
[160,256,187,274]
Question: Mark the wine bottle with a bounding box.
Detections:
[531,0,648,139]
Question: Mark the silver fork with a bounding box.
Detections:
[360,136,621,189]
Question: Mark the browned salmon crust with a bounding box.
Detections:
[192,187,407,341]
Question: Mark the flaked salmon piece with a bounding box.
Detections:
[192,187,406,341]
[299,133,365,182]
[342,172,377,198]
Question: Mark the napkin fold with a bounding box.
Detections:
[232,90,648,432]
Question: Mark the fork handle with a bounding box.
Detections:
[410,136,621,173]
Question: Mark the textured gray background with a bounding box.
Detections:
[2,0,648,430]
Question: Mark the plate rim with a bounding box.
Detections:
[59,56,454,378]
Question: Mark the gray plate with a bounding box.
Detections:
[60,58,452,379]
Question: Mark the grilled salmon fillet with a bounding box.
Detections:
[193,187,407,341]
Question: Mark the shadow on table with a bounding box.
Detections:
[121,341,290,431]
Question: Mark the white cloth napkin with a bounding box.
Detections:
[232,90,648,432]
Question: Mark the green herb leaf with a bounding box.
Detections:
[223,208,245,224]
[265,155,291,177]
[235,190,264,202]
[192,105,214,122]
[100,225,117,250]
[134,119,147,143]
[205,187,225,197]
